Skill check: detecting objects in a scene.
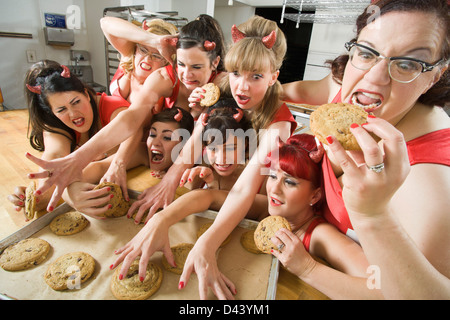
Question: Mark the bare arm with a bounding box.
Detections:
[26,70,172,211]
[100,16,177,62]
[179,121,291,299]
[329,116,450,299]
[281,73,340,105]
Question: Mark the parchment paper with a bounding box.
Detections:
[0,209,273,300]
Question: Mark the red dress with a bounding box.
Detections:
[321,89,450,238]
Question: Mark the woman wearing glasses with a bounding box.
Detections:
[101,17,178,103]
[282,0,449,299]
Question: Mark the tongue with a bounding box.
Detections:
[152,153,163,162]
[356,92,379,106]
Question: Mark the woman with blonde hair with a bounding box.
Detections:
[101,17,178,102]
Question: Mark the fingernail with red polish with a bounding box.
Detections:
[326,136,334,145]
[178,281,185,290]
[29,174,35,178]
[368,114,376,119]
[109,264,114,270]
[119,274,123,280]
[48,206,54,212]
[361,122,369,127]
[35,190,41,196]
[350,123,359,129]
[139,276,144,282]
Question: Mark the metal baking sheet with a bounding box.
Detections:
[0,191,278,300]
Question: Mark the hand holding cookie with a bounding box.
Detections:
[188,83,220,111]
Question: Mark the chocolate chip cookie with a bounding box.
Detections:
[24,181,37,220]
[93,182,129,218]
[49,210,89,236]
[310,102,370,151]
[161,243,193,275]
[44,252,96,291]
[0,238,50,271]
[254,216,291,254]
[110,259,163,300]
[200,83,220,107]
[240,230,262,254]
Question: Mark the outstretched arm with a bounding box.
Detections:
[26,70,172,211]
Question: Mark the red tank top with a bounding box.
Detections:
[321,89,450,236]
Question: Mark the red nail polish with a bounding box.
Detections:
[350,123,359,129]
[361,122,369,127]
[139,276,144,282]
[26,152,31,157]
[109,264,114,270]
[108,204,113,209]
[48,206,54,212]
[178,281,185,290]
[29,174,35,178]
[35,190,41,196]
[368,114,376,119]
[110,194,114,199]
[119,274,123,280]
[326,136,334,145]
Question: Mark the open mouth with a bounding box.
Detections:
[235,94,250,106]
[72,117,85,127]
[150,150,164,164]
[269,196,283,207]
[140,62,152,71]
[351,91,382,112]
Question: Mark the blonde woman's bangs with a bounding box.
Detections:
[225,39,276,73]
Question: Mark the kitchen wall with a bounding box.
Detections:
[0,0,355,110]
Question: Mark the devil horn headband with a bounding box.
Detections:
[174,109,183,122]
[26,84,42,95]
[231,25,276,50]
[61,65,71,78]
[233,108,244,123]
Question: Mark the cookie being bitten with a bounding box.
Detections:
[254,216,291,254]
[310,103,370,151]
[200,83,220,107]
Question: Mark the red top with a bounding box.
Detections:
[75,93,130,145]
[321,89,450,235]
[109,67,126,98]
[302,217,326,252]
[270,103,298,135]
[163,64,222,110]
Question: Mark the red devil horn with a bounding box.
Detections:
[26,84,42,95]
[204,41,216,51]
[233,108,244,123]
[174,109,183,122]
[142,20,149,30]
[199,112,209,127]
[61,65,71,78]
[262,30,277,49]
[231,25,246,43]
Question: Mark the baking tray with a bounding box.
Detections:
[0,191,278,300]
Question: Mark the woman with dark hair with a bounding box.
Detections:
[8,60,129,215]
[25,15,227,213]
[64,107,194,218]
[281,0,450,299]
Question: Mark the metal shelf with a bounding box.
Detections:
[281,0,370,26]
